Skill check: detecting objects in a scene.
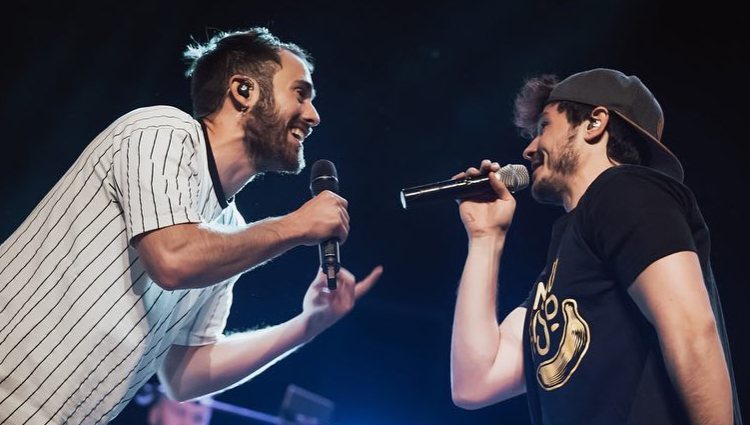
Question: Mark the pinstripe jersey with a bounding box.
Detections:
[0,105,243,424]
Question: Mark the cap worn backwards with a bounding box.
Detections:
[547,68,684,182]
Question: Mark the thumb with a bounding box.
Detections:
[489,169,513,201]
[312,268,327,288]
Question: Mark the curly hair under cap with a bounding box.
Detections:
[513,74,648,166]
[513,74,558,140]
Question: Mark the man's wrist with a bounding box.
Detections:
[468,233,506,253]
[294,312,329,342]
[268,214,306,246]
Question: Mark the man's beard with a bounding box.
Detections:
[243,97,305,175]
[531,134,579,205]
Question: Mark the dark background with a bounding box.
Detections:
[1,1,746,424]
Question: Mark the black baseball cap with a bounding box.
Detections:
[547,68,684,182]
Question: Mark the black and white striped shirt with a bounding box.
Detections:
[0,106,243,424]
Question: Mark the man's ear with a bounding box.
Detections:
[584,106,609,143]
[228,74,260,113]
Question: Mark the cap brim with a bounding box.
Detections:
[611,110,684,182]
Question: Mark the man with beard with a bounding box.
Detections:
[449,69,741,424]
[0,27,382,424]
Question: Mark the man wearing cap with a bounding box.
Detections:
[449,69,742,424]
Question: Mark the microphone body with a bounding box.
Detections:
[400,164,529,209]
[309,159,341,290]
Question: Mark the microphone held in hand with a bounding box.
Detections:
[309,159,341,290]
[400,164,529,209]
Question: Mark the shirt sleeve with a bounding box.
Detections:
[583,169,697,288]
[173,280,236,346]
[112,118,203,242]
[172,204,245,345]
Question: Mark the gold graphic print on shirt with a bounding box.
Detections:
[529,258,591,391]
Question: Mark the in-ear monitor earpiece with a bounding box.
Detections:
[238,81,251,98]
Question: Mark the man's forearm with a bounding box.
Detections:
[661,323,733,425]
[630,253,734,425]
[159,314,315,401]
[138,215,303,289]
[451,235,504,402]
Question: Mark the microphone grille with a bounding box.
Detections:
[310,159,339,196]
[310,159,337,179]
[498,164,529,193]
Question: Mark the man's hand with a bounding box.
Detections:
[158,265,384,401]
[301,266,383,337]
[455,159,517,240]
[283,190,350,247]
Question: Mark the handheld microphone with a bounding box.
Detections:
[309,159,341,290]
[400,164,529,209]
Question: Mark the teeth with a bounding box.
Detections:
[290,128,304,141]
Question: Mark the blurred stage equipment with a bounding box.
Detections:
[135,383,334,424]
[279,385,334,425]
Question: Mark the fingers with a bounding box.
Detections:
[465,167,480,177]
[459,159,501,179]
[307,190,350,244]
[453,159,516,205]
[338,207,350,244]
[324,191,349,243]
[312,268,328,288]
[318,190,348,208]
[477,159,491,174]
[353,265,383,299]
[331,266,382,298]
[488,167,513,200]
[478,159,501,174]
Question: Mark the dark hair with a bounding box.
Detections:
[184,27,313,118]
[513,75,650,166]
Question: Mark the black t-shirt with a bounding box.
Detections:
[521,165,739,425]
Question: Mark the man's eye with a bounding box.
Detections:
[536,120,548,135]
